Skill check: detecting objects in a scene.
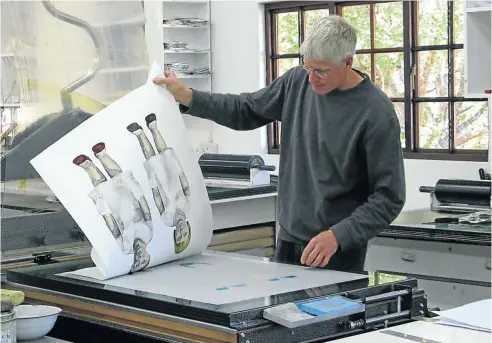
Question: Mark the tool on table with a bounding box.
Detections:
[479,168,491,180]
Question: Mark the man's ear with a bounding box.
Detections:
[345,56,353,67]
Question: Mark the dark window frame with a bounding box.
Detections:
[265,1,489,161]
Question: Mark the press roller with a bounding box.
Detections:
[198,153,276,188]
[419,178,492,213]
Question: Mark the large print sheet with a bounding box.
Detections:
[59,253,368,305]
[31,63,213,280]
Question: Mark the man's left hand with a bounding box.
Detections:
[300,230,339,268]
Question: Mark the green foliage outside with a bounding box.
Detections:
[275,1,488,150]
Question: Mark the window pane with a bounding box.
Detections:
[455,101,489,150]
[417,50,449,97]
[454,0,465,44]
[419,102,449,149]
[341,5,371,50]
[392,101,406,148]
[277,58,299,77]
[375,53,404,97]
[454,49,464,97]
[276,12,299,54]
[374,2,404,48]
[305,9,330,35]
[417,0,448,46]
[353,54,371,77]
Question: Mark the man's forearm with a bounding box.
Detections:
[179,89,280,131]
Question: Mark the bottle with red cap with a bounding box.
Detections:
[73,154,122,241]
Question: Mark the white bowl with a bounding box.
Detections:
[15,304,62,341]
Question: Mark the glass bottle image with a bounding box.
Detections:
[73,154,122,241]
[91,142,122,177]
[173,208,191,254]
[127,123,167,215]
[145,113,190,198]
[92,142,152,224]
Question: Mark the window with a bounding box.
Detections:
[265,1,489,161]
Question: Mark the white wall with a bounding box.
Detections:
[208,0,491,211]
[210,1,268,155]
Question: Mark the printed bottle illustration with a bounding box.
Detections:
[73,154,122,243]
[145,113,190,197]
[92,142,152,224]
[127,114,192,254]
[127,123,168,216]
[90,142,153,273]
[173,208,191,253]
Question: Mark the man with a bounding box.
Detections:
[153,15,405,273]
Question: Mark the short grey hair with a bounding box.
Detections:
[300,15,357,66]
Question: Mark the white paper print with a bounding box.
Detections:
[59,252,368,305]
[30,62,213,280]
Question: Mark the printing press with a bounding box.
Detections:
[1,146,433,342]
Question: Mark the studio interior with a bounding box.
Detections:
[0,1,491,342]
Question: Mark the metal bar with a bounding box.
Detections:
[42,1,103,110]
[413,44,464,51]
[364,290,410,304]
[411,1,419,150]
[271,53,302,59]
[365,310,411,326]
[356,47,405,54]
[448,1,454,152]
[299,8,304,46]
[403,0,412,150]
[414,97,490,102]
[369,3,376,81]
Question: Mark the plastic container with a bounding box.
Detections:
[1,300,17,343]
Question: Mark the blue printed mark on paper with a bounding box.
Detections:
[268,275,297,282]
[216,284,248,291]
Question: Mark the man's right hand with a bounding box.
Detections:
[153,72,193,107]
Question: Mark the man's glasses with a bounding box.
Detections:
[302,65,331,78]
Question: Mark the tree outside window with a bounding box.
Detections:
[265,0,489,161]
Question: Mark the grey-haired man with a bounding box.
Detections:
[153,15,406,273]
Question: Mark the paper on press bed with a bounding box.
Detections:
[431,299,492,333]
[30,62,214,280]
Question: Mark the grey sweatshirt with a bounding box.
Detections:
[179,66,406,252]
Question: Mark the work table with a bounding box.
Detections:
[366,208,491,311]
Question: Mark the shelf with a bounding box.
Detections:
[164,49,209,54]
[0,53,14,58]
[178,74,210,79]
[163,24,209,29]
[0,103,20,108]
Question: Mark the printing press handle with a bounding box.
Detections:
[256,165,276,171]
[419,186,435,193]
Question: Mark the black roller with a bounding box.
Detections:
[198,154,275,180]
[421,179,491,207]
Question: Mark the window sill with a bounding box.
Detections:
[268,147,488,162]
[403,150,488,162]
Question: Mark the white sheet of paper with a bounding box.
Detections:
[58,252,368,305]
[31,62,213,280]
[433,298,492,332]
